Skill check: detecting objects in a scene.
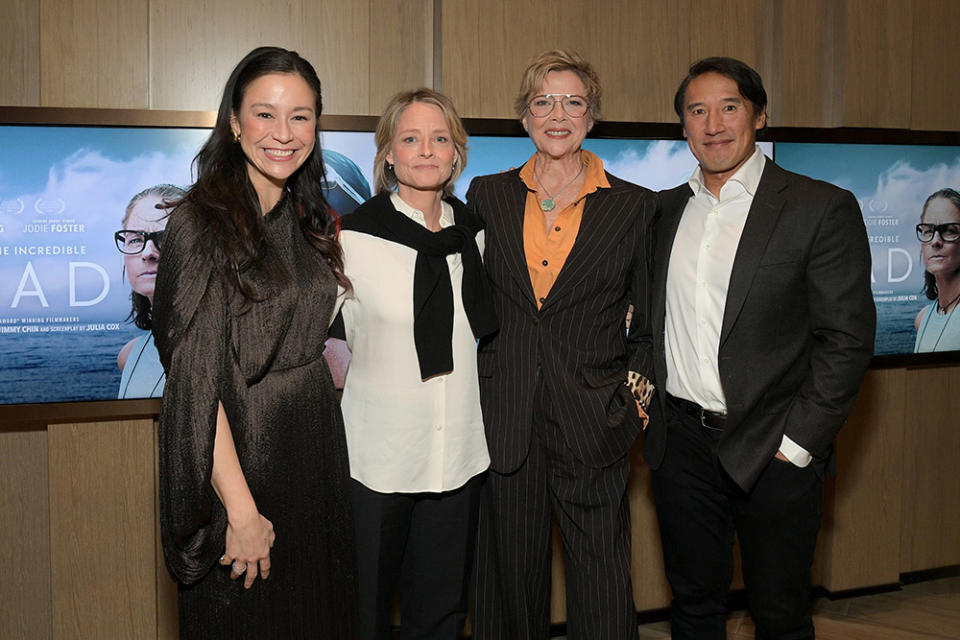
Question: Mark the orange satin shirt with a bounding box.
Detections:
[520,149,610,308]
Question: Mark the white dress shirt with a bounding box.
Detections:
[664,146,811,466]
[337,193,490,493]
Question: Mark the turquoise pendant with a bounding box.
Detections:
[540,198,555,212]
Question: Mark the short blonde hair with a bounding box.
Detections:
[373,88,468,196]
[513,49,602,121]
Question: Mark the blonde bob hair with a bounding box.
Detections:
[373,88,468,196]
[513,49,602,122]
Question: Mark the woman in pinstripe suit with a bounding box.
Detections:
[468,49,656,640]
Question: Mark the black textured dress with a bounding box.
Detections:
[152,196,357,638]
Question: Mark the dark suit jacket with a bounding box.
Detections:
[467,167,656,473]
[645,159,876,492]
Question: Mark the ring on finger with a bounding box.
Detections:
[231,561,247,575]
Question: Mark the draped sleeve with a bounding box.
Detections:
[152,206,230,584]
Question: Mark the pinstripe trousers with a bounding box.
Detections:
[473,381,638,640]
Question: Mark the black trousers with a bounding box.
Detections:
[473,382,637,640]
[651,398,823,640]
[351,475,481,640]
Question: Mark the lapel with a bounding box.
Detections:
[719,160,790,346]
[494,168,538,307]
[542,183,613,309]
[653,184,693,336]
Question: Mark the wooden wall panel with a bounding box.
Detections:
[438,0,483,116]
[441,0,689,121]
[628,445,671,611]
[39,0,148,108]
[0,0,956,129]
[467,0,526,119]
[368,0,433,113]
[588,1,687,123]
[149,0,428,115]
[817,368,905,592]
[440,0,768,122]
[685,0,767,76]
[48,420,157,639]
[149,0,305,111]
[154,420,179,640]
[301,0,371,116]
[900,365,960,572]
[0,430,52,640]
[444,0,569,119]
[840,0,913,128]
[910,0,960,131]
[774,0,843,127]
[0,0,41,106]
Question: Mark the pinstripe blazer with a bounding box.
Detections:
[644,160,876,492]
[467,167,656,473]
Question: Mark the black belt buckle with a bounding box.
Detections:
[669,394,726,430]
[699,407,724,430]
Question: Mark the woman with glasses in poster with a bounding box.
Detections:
[115,184,185,399]
[152,47,356,637]
[915,188,960,352]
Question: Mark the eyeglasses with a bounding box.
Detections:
[916,223,960,243]
[115,230,164,254]
[526,94,589,118]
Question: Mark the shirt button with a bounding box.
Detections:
[554,226,561,232]
[435,424,443,431]
[541,259,548,266]
[539,297,546,304]
[702,356,709,363]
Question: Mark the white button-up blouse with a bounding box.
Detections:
[336,193,490,493]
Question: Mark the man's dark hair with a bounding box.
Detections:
[673,57,768,134]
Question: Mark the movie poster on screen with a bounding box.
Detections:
[0,121,750,405]
[0,126,207,404]
[776,143,960,355]
[0,127,381,405]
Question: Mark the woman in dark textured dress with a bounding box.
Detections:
[152,46,357,638]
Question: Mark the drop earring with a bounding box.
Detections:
[232,130,240,143]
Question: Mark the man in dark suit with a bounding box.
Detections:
[468,49,657,640]
[645,57,876,639]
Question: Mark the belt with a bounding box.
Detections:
[667,394,727,430]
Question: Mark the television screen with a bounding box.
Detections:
[0,116,705,407]
[0,125,208,405]
[1,106,957,411]
[775,142,960,357]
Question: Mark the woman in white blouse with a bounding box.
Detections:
[333,88,497,640]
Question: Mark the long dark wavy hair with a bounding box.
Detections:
[920,188,960,300]
[123,184,186,329]
[179,46,347,299]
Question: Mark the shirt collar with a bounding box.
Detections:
[688,145,766,199]
[519,148,610,195]
[390,192,454,229]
